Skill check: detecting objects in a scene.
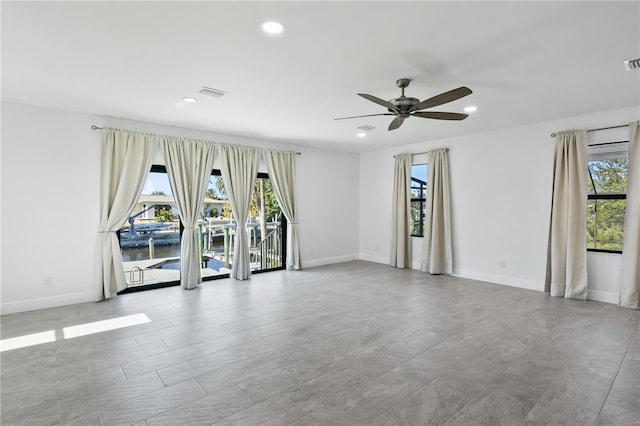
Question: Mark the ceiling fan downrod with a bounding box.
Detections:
[396,78,411,97]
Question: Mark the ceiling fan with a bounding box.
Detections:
[335,78,473,131]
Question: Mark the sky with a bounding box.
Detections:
[142,172,221,197]
[142,172,173,195]
[412,163,427,182]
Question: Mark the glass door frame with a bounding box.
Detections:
[119,167,286,294]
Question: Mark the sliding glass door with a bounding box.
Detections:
[200,172,285,278]
[250,174,285,272]
[119,167,285,291]
[120,166,182,288]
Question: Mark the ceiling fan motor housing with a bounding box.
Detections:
[389,97,419,114]
[389,78,418,114]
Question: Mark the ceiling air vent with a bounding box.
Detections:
[358,125,376,131]
[624,58,640,71]
[199,86,226,97]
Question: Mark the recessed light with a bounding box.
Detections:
[464,105,477,113]
[357,132,366,138]
[262,21,285,35]
[183,97,197,103]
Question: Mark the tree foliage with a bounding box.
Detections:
[213,176,282,237]
[410,201,424,236]
[587,159,628,250]
[155,205,176,222]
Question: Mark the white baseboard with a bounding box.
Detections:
[587,289,618,304]
[1,291,94,315]
[303,254,359,268]
[452,268,543,292]
[358,254,389,265]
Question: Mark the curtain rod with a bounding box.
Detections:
[91,125,302,155]
[393,148,449,158]
[549,124,628,138]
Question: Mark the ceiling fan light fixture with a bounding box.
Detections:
[183,97,197,103]
[261,21,285,35]
[357,132,366,138]
[464,105,477,113]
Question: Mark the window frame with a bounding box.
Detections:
[410,163,427,237]
[586,140,628,254]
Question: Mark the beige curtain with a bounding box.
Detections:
[545,130,588,300]
[421,149,452,274]
[390,154,411,268]
[163,137,215,290]
[264,150,301,270]
[219,144,258,280]
[619,121,640,308]
[96,128,155,301]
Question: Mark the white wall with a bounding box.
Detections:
[2,101,635,313]
[1,102,359,313]
[296,147,359,267]
[1,103,101,313]
[359,106,639,303]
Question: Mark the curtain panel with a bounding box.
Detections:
[619,121,640,309]
[218,144,258,280]
[264,150,301,270]
[390,154,411,268]
[545,130,588,300]
[421,149,453,274]
[96,128,155,301]
[163,137,215,290]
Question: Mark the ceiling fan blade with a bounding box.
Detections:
[358,93,400,112]
[411,86,472,112]
[388,116,406,130]
[413,111,469,121]
[334,113,395,121]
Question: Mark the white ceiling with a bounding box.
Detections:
[2,1,639,152]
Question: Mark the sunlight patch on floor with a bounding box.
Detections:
[63,313,151,339]
[1,313,152,352]
[0,330,56,352]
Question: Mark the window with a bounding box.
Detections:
[587,141,628,252]
[411,163,427,237]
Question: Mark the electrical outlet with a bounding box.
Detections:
[500,261,506,270]
[309,248,314,255]
[43,277,52,288]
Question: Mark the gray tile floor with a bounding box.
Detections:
[1,261,638,426]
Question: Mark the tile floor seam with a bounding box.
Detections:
[594,332,638,423]
[517,392,547,426]
[142,380,230,424]
[368,378,440,425]
[441,382,493,426]
[163,351,268,390]
[205,385,271,426]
